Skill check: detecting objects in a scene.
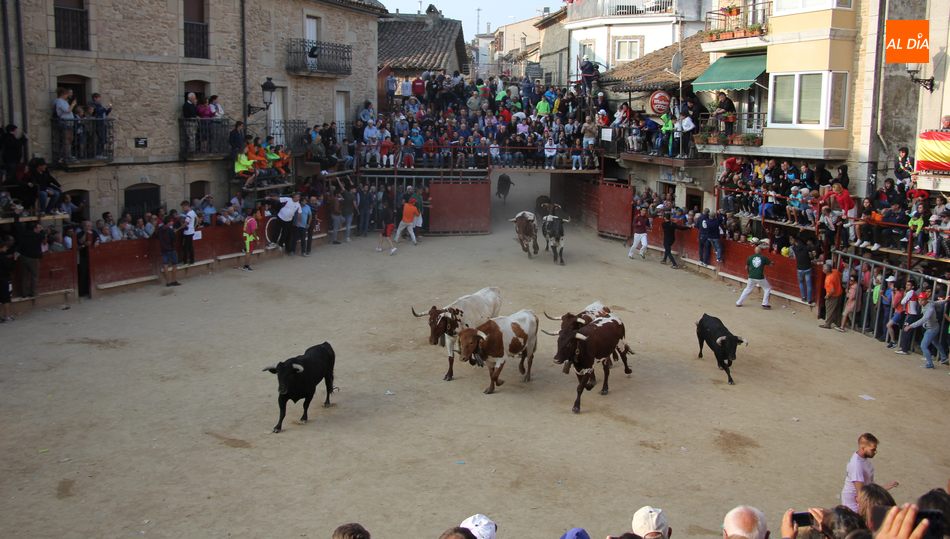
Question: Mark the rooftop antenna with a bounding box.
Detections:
[418,1,422,14]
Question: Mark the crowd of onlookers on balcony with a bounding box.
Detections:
[52,87,113,164]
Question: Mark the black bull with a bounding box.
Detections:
[696,313,746,385]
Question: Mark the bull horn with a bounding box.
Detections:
[411,307,426,318]
[476,331,488,340]
[508,217,517,222]
[740,337,748,347]
[716,336,727,346]
[543,311,560,321]
[574,333,588,341]
[541,329,559,336]
[292,363,305,373]
[261,365,277,372]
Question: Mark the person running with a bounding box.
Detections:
[394,195,419,245]
[736,244,772,309]
[627,208,651,259]
[275,193,302,254]
[661,212,689,268]
[242,208,257,271]
[376,197,397,255]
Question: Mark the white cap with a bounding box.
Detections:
[632,506,669,538]
[583,55,590,61]
[460,514,497,539]
[598,109,607,115]
[598,92,604,97]
[886,275,897,282]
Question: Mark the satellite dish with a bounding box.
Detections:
[671,51,683,74]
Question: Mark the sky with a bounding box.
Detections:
[380,0,560,40]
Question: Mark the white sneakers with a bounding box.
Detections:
[390,247,397,255]
[871,243,881,251]
[859,241,870,248]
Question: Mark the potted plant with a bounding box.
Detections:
[730,133,745,145]
[742,133,758,146]
[719,30,735,39]
[734,27,748,38]
[720,4,741,16]
[717,131,729,145]
[752,135,763,146]
[748,23,763,36]
[723,112,737,123]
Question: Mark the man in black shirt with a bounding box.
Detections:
[0,235,15,321]
[661,213,690,269]
[13,208,43,297]
[713,92,736,135]
[791,235,815,304]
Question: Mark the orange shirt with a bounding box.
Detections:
[401,201,420,224]
[824,269,843,297]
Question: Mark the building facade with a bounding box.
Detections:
[535,8,569,86]
[564,0,710,78]
[0,0,383,220]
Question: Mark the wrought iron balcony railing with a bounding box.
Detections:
[51,118,115,165]
[286,39,352,76]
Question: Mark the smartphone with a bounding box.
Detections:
[792,512,814,527]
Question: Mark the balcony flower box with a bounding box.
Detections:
[723,113,737,123]
[718,31,735,40]
[730,133,746,145]
[733,28,749,38]
[694,133,707,146]
[720,5,741,16]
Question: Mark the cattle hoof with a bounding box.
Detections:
[600,389,609,395]
[443,373,454,381]
[323,402,334,408]
[496,379,505,386]
[624,368,633,375]
[521,375,531,383]
[728,380,735,385]
[272,427,282,433]
[572,406,580,414]
[484,388,495,394]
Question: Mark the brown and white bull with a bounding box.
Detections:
[510,211,539,258]
[457,309,539,394]
[544,313,633,413]
[412,287,502,381]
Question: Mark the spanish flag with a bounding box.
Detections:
[916,130,950,173]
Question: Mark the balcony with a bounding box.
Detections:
[184,21,209,59]
[694,112,766,148]
[180,118,233,160]
[54,6,89,50]
[566,0,674,21]
[246,120,310,155]
[286,39,352,77]
[51,118,115,167]
[704,2,771,42]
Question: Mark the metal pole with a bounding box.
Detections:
[14,0,29,155]
[1,0,14,123]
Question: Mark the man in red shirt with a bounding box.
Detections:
[718,155,744,183]
[412,76,426,103]
[628,208,651,259]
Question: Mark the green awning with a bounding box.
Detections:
[691,55,766,92]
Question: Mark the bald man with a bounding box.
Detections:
[723,506,769,539]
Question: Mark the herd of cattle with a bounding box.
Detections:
[261,286,749,431]
[510,197,569,265]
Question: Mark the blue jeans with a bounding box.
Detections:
[343,214,354,241]
[919,327,947,368]
[797,268,813,302]
[698,236,710,264]
[708,238,723,262]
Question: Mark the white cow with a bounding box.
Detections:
[412,286,502,381]
[457,309,539,394]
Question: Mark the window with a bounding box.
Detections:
[54,0,89,50]
[797,73,822,124]
[183,0,209,59]
[615,39,640,61]
[774,0,851,14]
[183,80,208,103]
[579,41,595,62]
[124,184,161,219]
[829,72,847,127]
[772,75,794,124]
[768,71,849,128]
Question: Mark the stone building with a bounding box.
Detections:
[0,0,384,219]
[535,7,569,87]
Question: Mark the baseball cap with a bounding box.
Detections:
[460,514,496,539]
[599,109,607,115]
[886,275,897,282]
[632,506,669,538]
[918,291,930,301]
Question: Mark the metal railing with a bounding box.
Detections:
[705,2,771,39]
[54,6,89,50]
[697,112,766,145]
[286,39,352,76]
[184,21,209,59]
[354,144,605,174]
[246,120,310,154]
[51,118,115,164]
[567,0,675,21]
[180,118,232,159]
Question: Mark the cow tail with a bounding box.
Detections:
[328,345,337,393]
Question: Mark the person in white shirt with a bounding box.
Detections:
[840,432,898,512]
[674,111,696,159]
[180,200,198,265]
[276,194,302,254]
[53,87,76,161]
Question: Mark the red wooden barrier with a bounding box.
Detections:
[193,225,244,261]
[88,239,157,290]
[11,250,78,296]
[428,179,491,234]
[597,182,632,239]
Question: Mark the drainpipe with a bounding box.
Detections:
[1,0,14,123]
[240,0,248,127]
[14,0,27,154]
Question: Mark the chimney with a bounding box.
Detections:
[487,22,491,33]
[543,7,550,15]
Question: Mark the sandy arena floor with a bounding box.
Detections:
[1,172,949,538]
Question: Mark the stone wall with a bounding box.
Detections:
[5,0,379,219]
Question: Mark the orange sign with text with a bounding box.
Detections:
[885,20,930,64]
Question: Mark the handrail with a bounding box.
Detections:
[704,1,772,37]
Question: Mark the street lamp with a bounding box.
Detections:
[906,64,935,93]
[247,77,277,116]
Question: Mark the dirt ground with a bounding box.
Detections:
[1,171,949,539]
